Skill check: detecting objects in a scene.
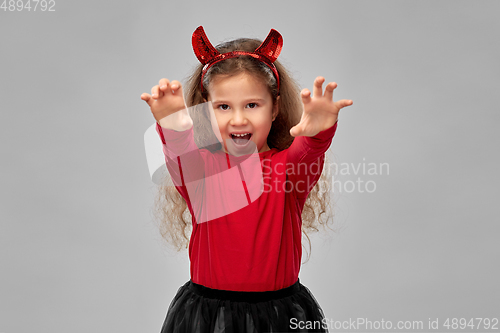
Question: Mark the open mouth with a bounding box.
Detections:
[230,133,252,146]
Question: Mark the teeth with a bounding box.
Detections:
[232,133,251,137]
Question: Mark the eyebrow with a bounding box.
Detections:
[212,98,266,104]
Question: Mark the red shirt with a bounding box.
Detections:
[156,121,338,291]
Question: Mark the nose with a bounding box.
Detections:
[229,108,247,126]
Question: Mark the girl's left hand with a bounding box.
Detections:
[289,77,353,137]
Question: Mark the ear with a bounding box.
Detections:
[272,95,280,121]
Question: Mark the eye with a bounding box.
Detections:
[247,103,258,109]
[217,104,230,111]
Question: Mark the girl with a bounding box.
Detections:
[141,26,353,333]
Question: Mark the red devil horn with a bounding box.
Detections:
[253,29,283,63]
[192,26,221,65]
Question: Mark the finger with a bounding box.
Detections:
[159,78,170,92]
[324,82,337,101]
[312,76,325,98]
[301,89,312,104]
[151,85,160,99]
[335,99,354,110]
[140,93,154,107]
[170,80,183,95]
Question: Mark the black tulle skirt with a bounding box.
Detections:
[160,279,328,333]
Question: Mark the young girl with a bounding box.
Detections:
[141,26,352,333]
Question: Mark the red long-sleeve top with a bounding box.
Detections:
[156,121,338,291]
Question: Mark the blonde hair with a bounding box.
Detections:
[153,36,335,262]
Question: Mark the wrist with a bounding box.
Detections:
[158,108,193,132]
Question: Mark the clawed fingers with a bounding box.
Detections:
[149,79,183,100]
[159,78,170,92]
[311,77,338,100]
[301,88,312,104]
[141,78,188,124]
[154,78,183,97]
[324,82,337,100]
[170,80,182,95]
[151,85,161,99]
[140,93,153,107]
[335,99,354,109]
[301,78,353,113]
[312,76,325,98]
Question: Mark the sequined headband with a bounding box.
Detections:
[192,26,283,94]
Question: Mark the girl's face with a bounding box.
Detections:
[205,72,279,154]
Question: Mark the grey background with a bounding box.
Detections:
[1,1,499,332]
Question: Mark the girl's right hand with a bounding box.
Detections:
[140,79,188,123]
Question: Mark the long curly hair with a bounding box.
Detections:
[153,36,336,262]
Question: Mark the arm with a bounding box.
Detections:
[156,121,205,204]
[286,76,352,198]
[141,78,204,203]
[286,121,338,198]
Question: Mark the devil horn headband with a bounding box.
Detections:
[192,26,283,93]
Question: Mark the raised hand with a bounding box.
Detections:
[289,77,353,137]
[140,78,188,123]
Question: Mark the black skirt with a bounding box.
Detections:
[160,279,328,333]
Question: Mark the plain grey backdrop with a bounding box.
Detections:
[1,1,499,332]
